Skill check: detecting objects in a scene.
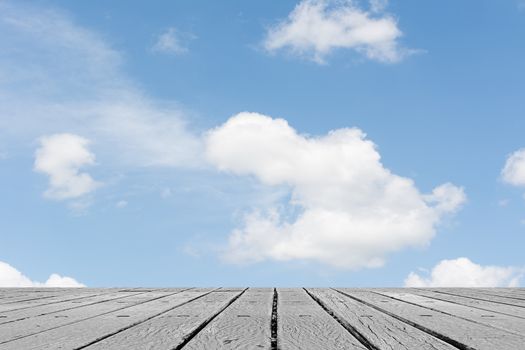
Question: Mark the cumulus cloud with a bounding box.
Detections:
[404,257,524,287]
[152,27,192,55]
[206,112,466,269]
[0,261,85,287]
[34,133,100,200]
[502,148,525,187]
[0,1,202,169]
[263,0,411,64]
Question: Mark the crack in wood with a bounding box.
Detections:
[172,288,248,350]
[333,289,473,350]
[270,288,279,350]
[0,289,196,348]
[304,288,379,350]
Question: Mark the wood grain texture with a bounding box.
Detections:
[83,289,244,350]
[336,289,525,350]
[0,292,77,306]
[376,290,525,336]
[307,288,457,350]
[1,288,525,349]
[475,288,525,299]
[0,290,109,313]
[450,288,525,301]
[0,290,151,325]
[408,288,525,319]
[0,288,213,350]
[277,288,366,350]
[0,290,178,344]
[182,288,273,350]
[428,288,525,308]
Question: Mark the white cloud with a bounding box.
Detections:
[152,27,192,55]
[263,0,411,64]
[502,148,525,187]
[404,257,524,287]
[0,1,202,170]
[206,112,466,269]
[116,200,128,208]
[34,133,101,200]
[369,0,388,13]
[0,261,85,287]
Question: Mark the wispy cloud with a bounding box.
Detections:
[369,0,389,13]
[405,257,524,287]
[0,2,203,170]
[263,0,413,64]
[152,27,194,55]
[116,200,128,208]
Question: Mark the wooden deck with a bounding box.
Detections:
[0,288,524,349]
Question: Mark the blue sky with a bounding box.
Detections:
[1,0,525,287]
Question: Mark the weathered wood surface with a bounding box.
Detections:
[306,288,457,349]
[0,290,151,325]
[182,288,273,349]
[277,288,366,349]
[408,288,525,319]
[426,288,525,308]
[0,288,524,349]
[337,289,525,350]
[85,289,244,349]
[375,290,525,336]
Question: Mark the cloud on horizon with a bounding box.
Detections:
[0,261,85,287]
[405,257,524,287]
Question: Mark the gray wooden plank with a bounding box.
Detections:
[0,288,214,350]
[0,290,154,325]
[81,289,245,350]
[377,290,525,336]
[428,288,525,308]
[0,291,82,305]
[448,288,525,301]
[336,289,525,350]
[0,290,108,312]
[409,288,525,319]
[0,289,82,300]
[277,288,366,350]
[182,288,273,349]
[503,288,525,297]
[0,289,127,314]
[475,288,525,300]
[307,288,457,350]
[446,288,525,300]
[0,290,181,343]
